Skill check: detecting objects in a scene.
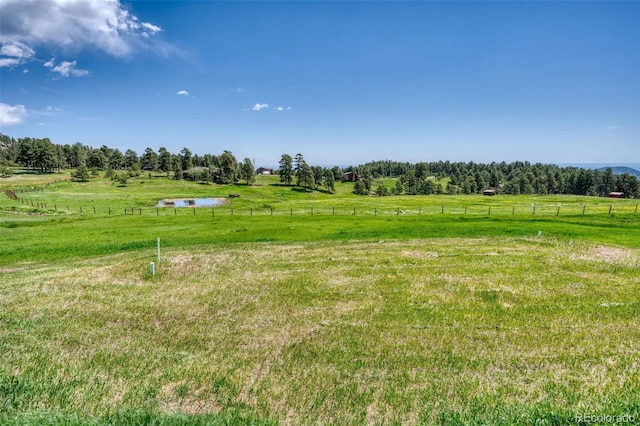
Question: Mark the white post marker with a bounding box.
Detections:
[157,237,160,262]
[150,262,155,276]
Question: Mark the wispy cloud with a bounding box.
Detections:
[0,103,27,126]
[0,41,34,68]
[251,103,269,111]
[237,88,244,93]
[276,106,292,111]
[44,58,90,78]
[605,126,619,130]
[177,90,189,96]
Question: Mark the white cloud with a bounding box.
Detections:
[276,106,292,111]
[0,103,27,126]
[44,58,89,77]
[0,0,163,58]
[0,41,34,68]
[177,90,189,96]
[237,87,244,93]
[605,126,619,130]
[251,103,269,111]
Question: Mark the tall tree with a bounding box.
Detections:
[218,150,238,184]
[279,154,293,185]
[158,147,172,173]
[125,149,140,169]
[141,147,158,171]
[323,168,335,193]
[240,158,256,185]
[180,147,193,171]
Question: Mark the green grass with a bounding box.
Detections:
[1,173,639,424]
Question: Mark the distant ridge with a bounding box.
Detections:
[596,166,640,179]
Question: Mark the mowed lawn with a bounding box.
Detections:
[1,173,639,424]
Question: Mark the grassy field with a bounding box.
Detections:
[1,171,639,425]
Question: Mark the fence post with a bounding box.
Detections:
[609,205,612,215]
[556,206,560,216]
[174,208,177,216]
[582,205,586,215]
[311,207,313,215]
[374,208,377,216]
[397,208,399,215]
[512,206,515,215]
[270,208,273,216]
[193,208,195,216]
[156,208,158,216]
[442,205,444,214]
[635,204,638,214]
[532,205,536,215]
[332,206,335,215]
[212,208,215,216]
[80,206,83,213]
[419,206,422,214]
[488,207,491,215]
[353,207,356,215]
[290,208,293,216]
[464,206,467,214]
[93,206,96,214]
[251,208,253,216]
[231,208,234,216]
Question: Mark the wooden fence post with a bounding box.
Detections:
[609,205,612,215]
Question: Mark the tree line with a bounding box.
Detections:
[1,133,638,197]
[350,160,640,198]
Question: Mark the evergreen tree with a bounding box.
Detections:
[323,168,335,193]
[240,157,256,185]
[279,154,294,185]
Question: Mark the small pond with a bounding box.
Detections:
[157,198,226,207]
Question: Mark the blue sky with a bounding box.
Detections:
[1,0,638,167]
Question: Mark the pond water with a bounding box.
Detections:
[157,198,225,207]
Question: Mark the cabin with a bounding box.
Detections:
[608,192,624,198]
[342,172,359,182]
[483,189,496,196]
[256,167,274,175]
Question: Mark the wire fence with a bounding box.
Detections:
[3,180,639,217]
[4,199,639,218]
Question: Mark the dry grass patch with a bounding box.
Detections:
[1,237,639,424]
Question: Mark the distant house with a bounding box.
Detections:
[342,172,359,182]
[256,167,274,175]
[608,192,624,198]
[483,189,497,196]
